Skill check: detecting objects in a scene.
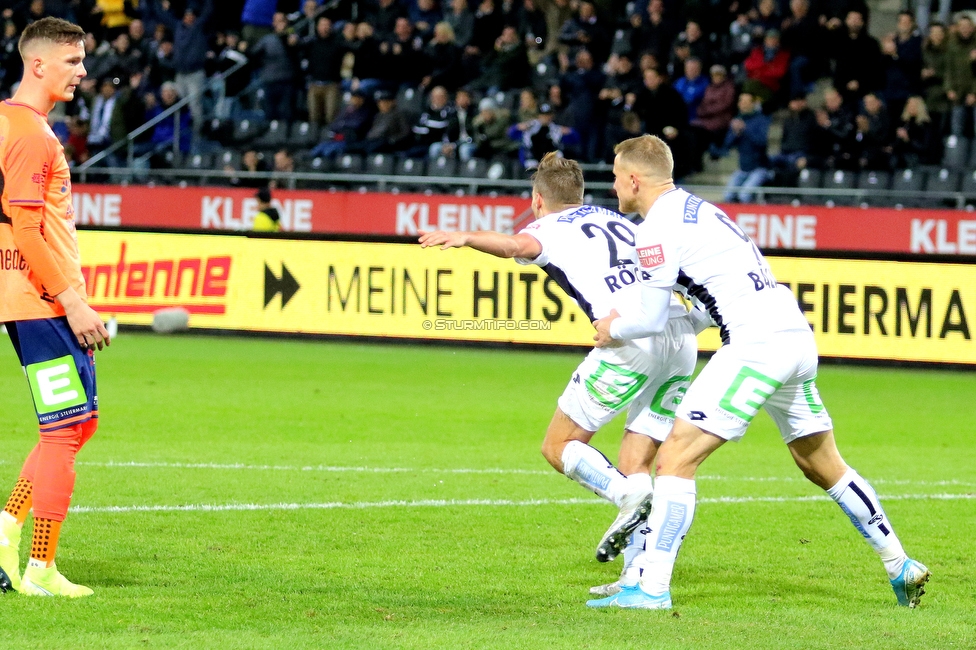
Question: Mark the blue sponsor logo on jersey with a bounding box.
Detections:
[654,501,687,552]
[683,195,703,223]
[556,204,612,223]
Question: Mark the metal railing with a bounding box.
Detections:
[68,166,976,210]
[76,58,249,176]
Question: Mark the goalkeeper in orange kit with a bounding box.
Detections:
[0,17,110,598]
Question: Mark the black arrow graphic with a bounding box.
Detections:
[264,262,300,309]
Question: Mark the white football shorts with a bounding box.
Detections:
[675,329,834,443]
[558,315,698,442]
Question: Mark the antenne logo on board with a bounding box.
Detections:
[81,242,232,315]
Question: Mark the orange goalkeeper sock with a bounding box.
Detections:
[3,477,33,526]
[29,518,62,567]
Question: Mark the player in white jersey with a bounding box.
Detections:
[420,153,708,594]
[586,135,930,610]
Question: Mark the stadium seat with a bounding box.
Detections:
[823,169,856,206]
[365,153,396,176]
[184,153,213,185]
[396,87,424,119]
[960,169,976,205]
[486,158,510,180]
[941,135,970,169]
[287,121,320,149]
[856,170,890,206]
[232,118,266,144]
[305,155,332,173]
[214,150,242,171]
[427,155,458,177]
[396,157,425,176]
[334,153,364,173]
[253,119,289,150]
[794,168,823,204]
[460,158,488,178]
[890,167,925,207]
[923,167,961,208]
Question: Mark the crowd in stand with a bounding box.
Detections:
[4,0,976,191]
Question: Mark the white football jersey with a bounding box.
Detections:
[634,188,809,342]
[516,205,687,321]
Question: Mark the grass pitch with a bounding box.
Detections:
[0,334,973,649]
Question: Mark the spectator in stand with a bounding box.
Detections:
[309,89,374,157]
[241,0,277,44]
[829,10,881,105]
[347,22,385,95]
[892,95,941,167]
[517,88,538,121]
[147,33,176,88]
[559,48,604,161]
[250,11,300,122]
[346,89,411,154]
[65,117,90,166]
[422,22,463,92]
[558,1,609,62]
[444,0,474,49]
[671,20,710,73]
[83,30,112,81]
[635,66,691,178]
[507,102,579,169]
[99,32,142,80]
[304,16,346,126]
[93,0,134,39]
[781,0,824,97]
[769,93,816,179]
[673,57,708,121]
[810,86,856,169]
[86,76,121,161]
[380,17,426,90]
[227,148,269,188]
[407,85,459,158]
[291,0,323,41]
[854,92,892,170]
[716,91,770,203]
[470,0,506,59]
[269,148,295,189]
[210,31,250,116]
[911,0,949,33]
[880,11,923,121]
[750,0,782,37]
[468,97,518,160]
[517,0,548,64]
[0,20,22,92]
[145,81,192,159]
[367,0,406,41]
[409,0,440,42]
[743,29,790,106]
[538,0,573,58]
[920,22,948,134]
[476,24,530,93]
[944,14,976,137]
[628,0,677,65]
[599,53,640,153]
[147,0,213,137]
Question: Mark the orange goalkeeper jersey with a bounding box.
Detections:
[0,100,86,321]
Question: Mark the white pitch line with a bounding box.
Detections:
[68,492,975,515]
[68,461,976,488]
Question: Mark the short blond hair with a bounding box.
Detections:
[614,134,673,181]
[532,152,584,205]
[19,17,84,58]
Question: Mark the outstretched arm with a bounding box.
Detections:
[592,284,672,346]
[419,230,542,260]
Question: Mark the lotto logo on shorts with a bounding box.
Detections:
[637,245,665,269]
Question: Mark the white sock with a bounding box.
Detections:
[561,440,629,504]
[827,468,907,579]
[638,476,696,596]
[620,521,650,586]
